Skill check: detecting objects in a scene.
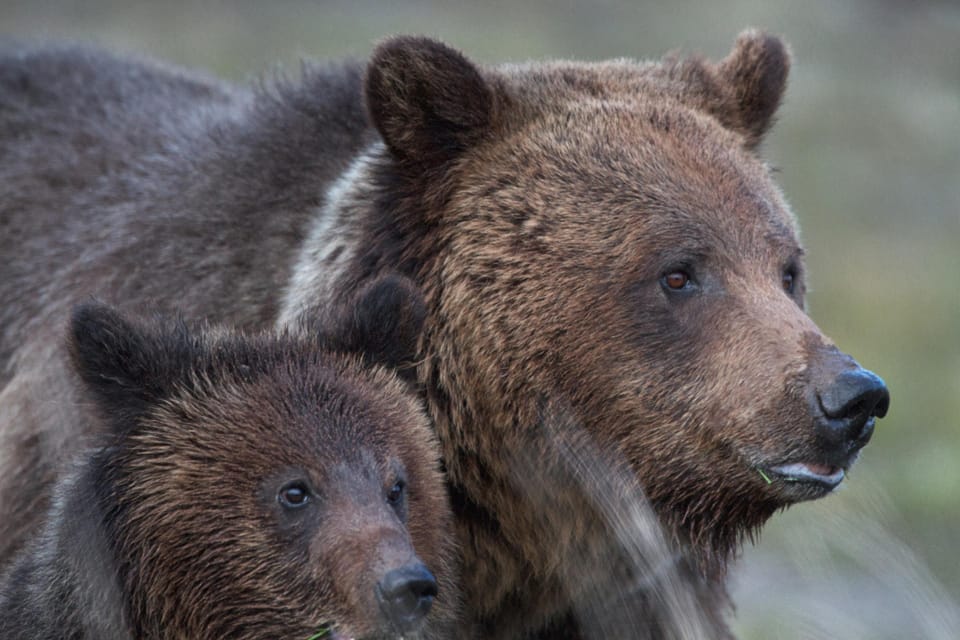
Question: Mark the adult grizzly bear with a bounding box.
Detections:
[0,279,460,639]
[0,31,888,637]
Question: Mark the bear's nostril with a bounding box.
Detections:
[816,368,890,447]
[819,369,889,421]
[376,563,437,632]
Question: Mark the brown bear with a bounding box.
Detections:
[0,277,460,639]
[0,32,889,637]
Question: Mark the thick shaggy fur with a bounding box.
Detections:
[0,282,460,639]
[0,33,886,637]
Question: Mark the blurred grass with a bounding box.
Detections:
[1,1,957,637]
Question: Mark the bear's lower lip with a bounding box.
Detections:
[770,462,845,487]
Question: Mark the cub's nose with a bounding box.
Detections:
[376,562,438,633]
[816,368,890,449]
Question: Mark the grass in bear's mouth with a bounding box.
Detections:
[756,468,774,485]
[307,627,330,639]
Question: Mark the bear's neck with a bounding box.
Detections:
[276,142,447,330]
[649,484,781,581]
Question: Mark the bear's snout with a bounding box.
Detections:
[810,352,890,461]
[375,561,438,633]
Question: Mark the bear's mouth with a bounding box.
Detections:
[769,461,845,488]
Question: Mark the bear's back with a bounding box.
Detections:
[0,45,373,350]
[0,46,375,568]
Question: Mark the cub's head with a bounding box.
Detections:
[69,276,457,639]
[361,31,888,571]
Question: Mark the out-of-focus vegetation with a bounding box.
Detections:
[2,1,956,637]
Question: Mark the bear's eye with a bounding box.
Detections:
[278,481,311,509]
[661,270,691,292]
[386,480,405,507]
[782,269,796,295]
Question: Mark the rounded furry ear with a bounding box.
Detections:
[316,275,426,381]
[715,29,790,148]
[365,36,495,166]
[350,275,426,375]
[68,303,190,426]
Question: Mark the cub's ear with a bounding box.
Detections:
[713,29,790,148]
[68,303,193,426]
[319,275,426,382]
[365,36,496,166]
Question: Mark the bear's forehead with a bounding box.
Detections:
[484,60,794,211]
[458,98,798,256]
[132,396,416,486]
[140,365,426,464]
[496,59,688,105]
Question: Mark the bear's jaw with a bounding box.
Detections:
[650,492,779,582]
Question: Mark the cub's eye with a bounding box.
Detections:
[386,480,405,506]
[661,270,691,292]
[782,269,796,294]
[278,481,311,509]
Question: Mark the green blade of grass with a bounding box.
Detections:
[757,468,773,485]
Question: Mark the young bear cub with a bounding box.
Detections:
[0,276,459,640]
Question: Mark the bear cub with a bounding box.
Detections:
[0,276,459,640]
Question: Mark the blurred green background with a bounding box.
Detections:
[2,1,957,637]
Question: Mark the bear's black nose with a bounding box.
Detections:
[376,562,437,633]
[816,367,890,449]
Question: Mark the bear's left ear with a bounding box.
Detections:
[712,30,790,148]
[68,303,194,428]
[365,36,496,167]
[319,275,426,383]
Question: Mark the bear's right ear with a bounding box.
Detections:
[318,275,426,383]
[68,303,191,427]
[365,36,496,167]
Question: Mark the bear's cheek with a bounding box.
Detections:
[573,281,818,462]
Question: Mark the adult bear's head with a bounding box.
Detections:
[338,31,890,578]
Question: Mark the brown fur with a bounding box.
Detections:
[0,284,460,639]
[290,31,885,636]
[0,32,887,638]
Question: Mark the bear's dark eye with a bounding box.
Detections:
[386,480,405,507]
[782,269,796,295]
[278,481,311,509]
[661,270,691,292]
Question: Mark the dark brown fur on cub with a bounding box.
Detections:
[0,279,459,639]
